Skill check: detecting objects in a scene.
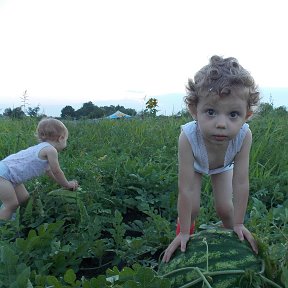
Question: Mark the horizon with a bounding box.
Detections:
[1,87,287,117]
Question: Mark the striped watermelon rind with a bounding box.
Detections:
[158,228,263,288]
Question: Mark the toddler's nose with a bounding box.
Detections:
[215,116,226,129]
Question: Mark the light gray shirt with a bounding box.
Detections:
[181,121,249,175]
[2,142,52,184]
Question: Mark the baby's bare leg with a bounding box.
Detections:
[0,177,19,220]
[211,170,234,229]
[15,184,29,205]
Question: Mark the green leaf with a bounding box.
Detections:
[90,275,110,287]
[27,229,37,240]
[22,198,33,220]
[106,266,121,277]
[91,239,106,259]
[0,245,18,267]
[16,266,31,288]
[46,275,62,288]
[118,267,135,282]
[78,199,90,222]
[64,268,77,284]
[48,188,78,198]
[134,267,155,287]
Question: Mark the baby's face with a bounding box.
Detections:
[57,133,68,151]
[194,88,249,144]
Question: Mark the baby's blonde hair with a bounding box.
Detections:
[36,118,68,142]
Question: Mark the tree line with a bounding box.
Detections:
[0,97,162,119]
[0,102,137,119]
[60,102,137,119]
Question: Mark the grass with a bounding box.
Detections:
[0,111,287,287]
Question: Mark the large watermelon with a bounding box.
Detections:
[158,228,262,288]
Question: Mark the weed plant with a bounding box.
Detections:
[0,111,287,287]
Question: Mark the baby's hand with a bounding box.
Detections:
[233,223,258,254]
[162,232,190,263]
[67,180,79,191]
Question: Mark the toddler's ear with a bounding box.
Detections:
[58,135,65,142]
[246,111,253,120]
[189,104,197,120]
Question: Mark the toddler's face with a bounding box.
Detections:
[194,88,249,145]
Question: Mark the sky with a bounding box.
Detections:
[1,0,288,116]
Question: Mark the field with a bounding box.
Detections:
[0,110,287,287]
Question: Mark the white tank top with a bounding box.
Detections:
[181,121,249,175]
[2,142,52,184]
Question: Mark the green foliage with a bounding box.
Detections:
[0,245,31,288]
[0,110,287,287]
[106,264,171,287]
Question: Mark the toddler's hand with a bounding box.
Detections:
[67,180,79,191]
[162,232,190,263]
[233,223,258,254]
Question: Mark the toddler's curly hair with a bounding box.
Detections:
[185,55,260,112]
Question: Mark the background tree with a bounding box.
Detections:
[124,108,137,116]
[61,106,76,119]
[71,102,136,119]
[3,108,12,117]
[3,107,25,119]
[274,105,287,116]
[258,103,274,116]
[93,106,105,118]
[75,101,96,119]
[27,106,40,118]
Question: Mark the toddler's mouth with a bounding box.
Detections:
[213,135,228,141]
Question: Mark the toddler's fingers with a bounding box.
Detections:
[180,241,187,252]
[162,237,182,263]
[180,235,189,252]
[233,226,244,241]
[242,230,258,254]
[237,231,244,241]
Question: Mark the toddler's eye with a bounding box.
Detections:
[206,109,215,116]
[230,111,239,118]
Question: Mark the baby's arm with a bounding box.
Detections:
[45,146,78,190]
[177,132,201,235]
[233,129,258,253]
[162,132,201,262]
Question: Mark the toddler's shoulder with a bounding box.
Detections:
[181,120,197,133]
